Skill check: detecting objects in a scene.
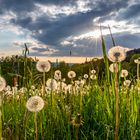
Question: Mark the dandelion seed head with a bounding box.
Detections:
[90,69,96,74]
[4,85,11,91]
[36,61,51,72]
[54,70,62,80]
[90,75,97,80]
[57,81,67,91]
[108,46,126,62]
[120,69,128,78]
[0,77,6,92]
[68,71,76,79]
[31,85,35,90]
[26,96,44,112]
[134,58,140,64]
[84,74,88,79]
[109,63,118,73]
[46,78,57,91]
[123,80,131,87]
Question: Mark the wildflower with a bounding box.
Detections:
[62,78,66,82]
[65,84,73,93]
[123,80,131,87]
[0,76,6,91]
[71,113,83,127]
[57,81,67,91]
[36,61,51,72]
[90,69,96,74]
[4,85,11,91]
[19,87,27,93]
[109,63,118,73]
[5,90,13,96]
[79,80,85,86]
[120,69,128,78]
[54,70,61,80]
[108,46,126,62]
[26,96,44,112]
[68,71,76,79]
[46,78,57,91]
[54,70,61,76]
[84,74,88,79]
[134,58,140,64]
[90,75,97,80]
[31,85,35,90]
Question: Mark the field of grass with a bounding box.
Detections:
[0,34,140,140]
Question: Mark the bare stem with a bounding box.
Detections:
[42,72,46,96]
[76,127,79,140]
[35,112,38,140]
[115,63,119,140]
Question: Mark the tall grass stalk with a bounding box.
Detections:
[100,25,110,85]
[137,63,139,80]
[108,25,116,46]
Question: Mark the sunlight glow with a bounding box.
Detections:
[74,30,101,40]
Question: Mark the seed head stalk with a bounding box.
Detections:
[42,72,46,96]
[115,62,119,140]
[34,112,38,140]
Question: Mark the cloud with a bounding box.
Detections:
[0,0,139,56]
[117,3,140,20]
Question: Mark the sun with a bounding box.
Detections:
[80,30,101,39]
[93,30,101,39]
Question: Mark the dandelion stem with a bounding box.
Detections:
[76,127,79,140]
[35,112,38,140]
[43,72,46,96]
[115,63,119,140]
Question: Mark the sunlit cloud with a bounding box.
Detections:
[35,0,92,18]
[13,38,58,56]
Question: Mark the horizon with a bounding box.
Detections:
[0,54,102,64]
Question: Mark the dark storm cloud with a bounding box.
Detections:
[112,33,140,48]
[0,0,75,11]
[117,3,140,20]
[31,47,49,52]
[34,0,76,6]
[0,0,35,13]
[38,0,129,46]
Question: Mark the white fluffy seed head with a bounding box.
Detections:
[46,78,57,91]
[26,96,45,112]
[90,69,96,74]
[120,69,128,78]
[109,63,118,73]
[54,70,62,80]
[84,74,88,79]
[90,75,97,80]
[67,71,76,79]
[134,58,140,64]
[0,76,6,92]
[108,46,126,62]
[36,61,51,72]
[123,80,131,87]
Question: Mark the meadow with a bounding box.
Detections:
[0,35,140,140]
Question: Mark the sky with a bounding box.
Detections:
[0,0,140,57]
